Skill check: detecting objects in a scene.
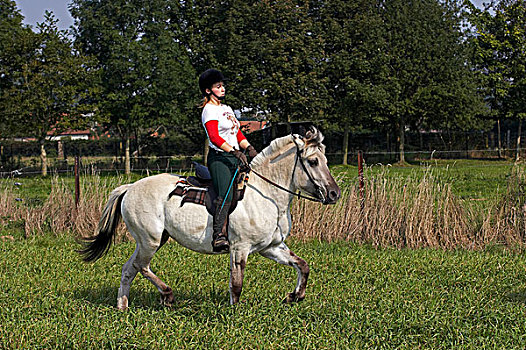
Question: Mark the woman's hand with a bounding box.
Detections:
[246,145,258,158]
[230,149,249,170]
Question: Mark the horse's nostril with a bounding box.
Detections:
[329,190,338,201]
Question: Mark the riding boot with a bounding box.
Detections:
[212,198,230,252]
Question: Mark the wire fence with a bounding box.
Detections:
[1,146,524,179]
[0,155,198,178]
[326,147,525,164]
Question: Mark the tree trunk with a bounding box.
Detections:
[57,140,64,159]
[204,138,209,164]
[517,119,522,162]
[507,129,511,157]
[465,131,469,159]
[342,124,349,165]
[40,141,47,177]
[497,119,502,158]
[398,120,405,163]
[125,137,131,175]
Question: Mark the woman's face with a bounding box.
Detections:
[208,82,226,102]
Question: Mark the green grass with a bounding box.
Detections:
[1,171,187,207]
[4,158,517,207]
[333,158,519,201]
[1,235,526,349]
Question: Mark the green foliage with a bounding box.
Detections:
[379,0,487,160]
[227,0,329,122]
[171,0,329,123]
[319,0,389,129]
[468,0,526,120]
[0,0,35,137]
[4,0,526,166]
[0,11,102,141]
[1,236,526,348]
[70,0,198,143]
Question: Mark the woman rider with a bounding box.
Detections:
[199,69,258,252]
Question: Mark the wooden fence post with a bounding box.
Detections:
[75,156,80,208]
[358,150,365,209]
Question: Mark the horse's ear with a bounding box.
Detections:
[291,134,306,150]
[304,127,324,147]
[304,126,317,141]
[304,129,313,140]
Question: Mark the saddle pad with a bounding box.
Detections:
[169,179,208,207]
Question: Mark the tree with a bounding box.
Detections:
[379,0,485,162]
[0,0,35,137]
[468,0,526,160]
[317,0,389,164]
[1,11,101,176]
[71,0,196,173]
[171,0,329,124]
[227,0,329,123]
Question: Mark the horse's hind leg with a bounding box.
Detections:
[117,230,174,310]
[259,243,309,303]
[117,247,139,310]
[140,230,174,306]
[229,247,250,305]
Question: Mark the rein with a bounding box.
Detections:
[249,139,325,203]
[250,168,323,202]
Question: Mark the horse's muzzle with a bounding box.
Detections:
[323,187,341,205]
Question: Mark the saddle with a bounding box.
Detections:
[168,162,249,217]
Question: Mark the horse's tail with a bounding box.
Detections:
[78,183,132,263]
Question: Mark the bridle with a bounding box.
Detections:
[249,137,325,203]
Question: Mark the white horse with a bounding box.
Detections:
[80,128,340,310]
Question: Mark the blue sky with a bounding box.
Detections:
[16,0,74,30]
[15,0,490,31]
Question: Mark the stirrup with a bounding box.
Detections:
[212,235,229,252]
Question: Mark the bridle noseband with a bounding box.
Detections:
[250,137,325,203]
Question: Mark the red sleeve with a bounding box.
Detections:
[236,128,247,143]
[204,120,227,148]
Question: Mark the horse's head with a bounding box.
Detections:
[292,127,340,204]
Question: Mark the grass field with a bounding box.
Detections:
[1,235,526,349]
[334,158,519,201]
[2,158,518,210]
[0,159,525,348]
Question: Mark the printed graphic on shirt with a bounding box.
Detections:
[201,104,242,152]
[225,112,240,135]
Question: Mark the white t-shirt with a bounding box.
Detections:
[201,103,241,152]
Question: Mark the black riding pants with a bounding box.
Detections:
[207,148,239,203]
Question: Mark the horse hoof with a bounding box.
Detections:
[160,290,175,307]
[282,292,304,304]
[117,296,129,310]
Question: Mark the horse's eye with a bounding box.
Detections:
[308,158,319,167]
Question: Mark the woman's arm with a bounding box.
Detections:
[204,120,235,152]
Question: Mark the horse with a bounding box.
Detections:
[80,128,341,310]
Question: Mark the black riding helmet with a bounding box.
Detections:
[199,69,226,97]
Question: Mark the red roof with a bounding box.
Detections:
[46,129,91,136]
[239,121,268,134]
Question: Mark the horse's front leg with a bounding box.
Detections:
[259,243,309,303]
[229,247,249,304]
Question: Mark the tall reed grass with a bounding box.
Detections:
[0,173,129,240]
[1,166,524,250]
[291,165,526,250]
